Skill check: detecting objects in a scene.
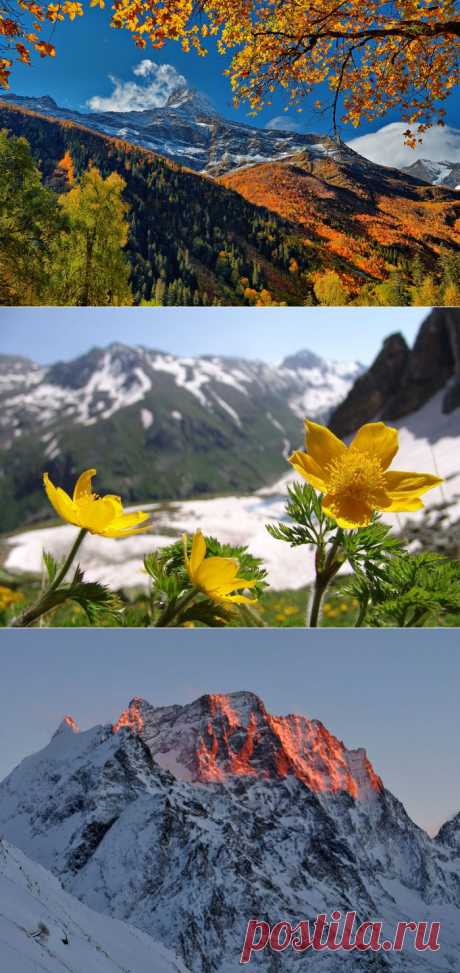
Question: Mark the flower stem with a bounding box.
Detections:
[154,587,199,628]
[354,594,369,628]
[308,530,344,628]
[11,528,88,628]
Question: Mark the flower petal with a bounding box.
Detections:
[109,510,150,530]
[304,420,346,469]
[73,469,97,501]
[79,497,121,533]
[197,557,239,586]
[43,473,76,524]
[383,470,444,498]
[222,593,258,604]
[349,423,399,471]
[212,578,257,595]
[288,451,329,492]
[322,493,374,528]
[384,497,425,513]
[190,531,206,576]
[102,524,152,537]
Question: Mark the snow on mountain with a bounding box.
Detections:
[0,344,361,445]
[0,838,187,973]
[0,693,459,972]
[0,90,358,175]
[436,812,460,857]
[400,159,460,190]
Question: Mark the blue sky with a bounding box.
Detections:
[6,8,460,148]
[0,307,425,365]
[0,629,459,836]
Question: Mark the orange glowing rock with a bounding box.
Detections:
[62,715,79,733]
[112,697,144,735]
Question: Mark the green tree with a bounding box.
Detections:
[0,130,64,305]
[412,275,440,306]
[313,270,348,306]
[374,271,410,306]
[49,167,133,306]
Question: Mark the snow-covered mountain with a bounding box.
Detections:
[0,693,459,972]
[5,91,460,188]
[0,90,362,176]
[0,344,363,532]
[401,159,460,190]
[0,837,186,973]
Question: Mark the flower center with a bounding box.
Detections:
[326,451,386,504]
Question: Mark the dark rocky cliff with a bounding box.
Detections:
[330,308,460,437]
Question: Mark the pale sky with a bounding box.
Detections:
[0,307,426,365]
[1,629,458,837]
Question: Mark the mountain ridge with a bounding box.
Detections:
[1,89,351,176]
[0,343,363,532]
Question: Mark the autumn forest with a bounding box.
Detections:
[1,1,459,306]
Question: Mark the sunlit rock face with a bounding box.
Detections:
[115,692,383,798]
[0,692,459,972]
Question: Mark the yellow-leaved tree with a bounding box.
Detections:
[1,2,458,140]
[49,166,133,306]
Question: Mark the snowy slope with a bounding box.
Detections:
[0,695,459,973]
[401,158,460,190]
[0,838,187,973]
[0,344,362,442]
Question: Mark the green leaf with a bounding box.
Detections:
[43,550,59,584]
[266,481,336,548]
[348,552,460,627]
[66,578,124,625]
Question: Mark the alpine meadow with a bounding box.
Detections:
[1,308,459,629]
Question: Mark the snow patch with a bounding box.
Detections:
[140,407,154,429]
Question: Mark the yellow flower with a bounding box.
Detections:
[184,531,257,604]
[0,586,23,609]
[289,420,443,529]
[43,469,150,538]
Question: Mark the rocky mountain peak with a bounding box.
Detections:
[1,697,459,973]
[329,331,410,436]
[111,692,383,799]
[112,696,146,735]
[436,811,460,856]
[164,85,217,116]
[280,349,325,370]
[53,715,80,737]
[329,308,460,436]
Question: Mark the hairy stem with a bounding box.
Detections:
[11,528,88,628]
[154,587,199,628]
[308,529,343,628]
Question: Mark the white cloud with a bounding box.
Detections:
[88,61,187,113]
[266,115,302,134]
[348,122,460,168]
[133,59,159,78]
